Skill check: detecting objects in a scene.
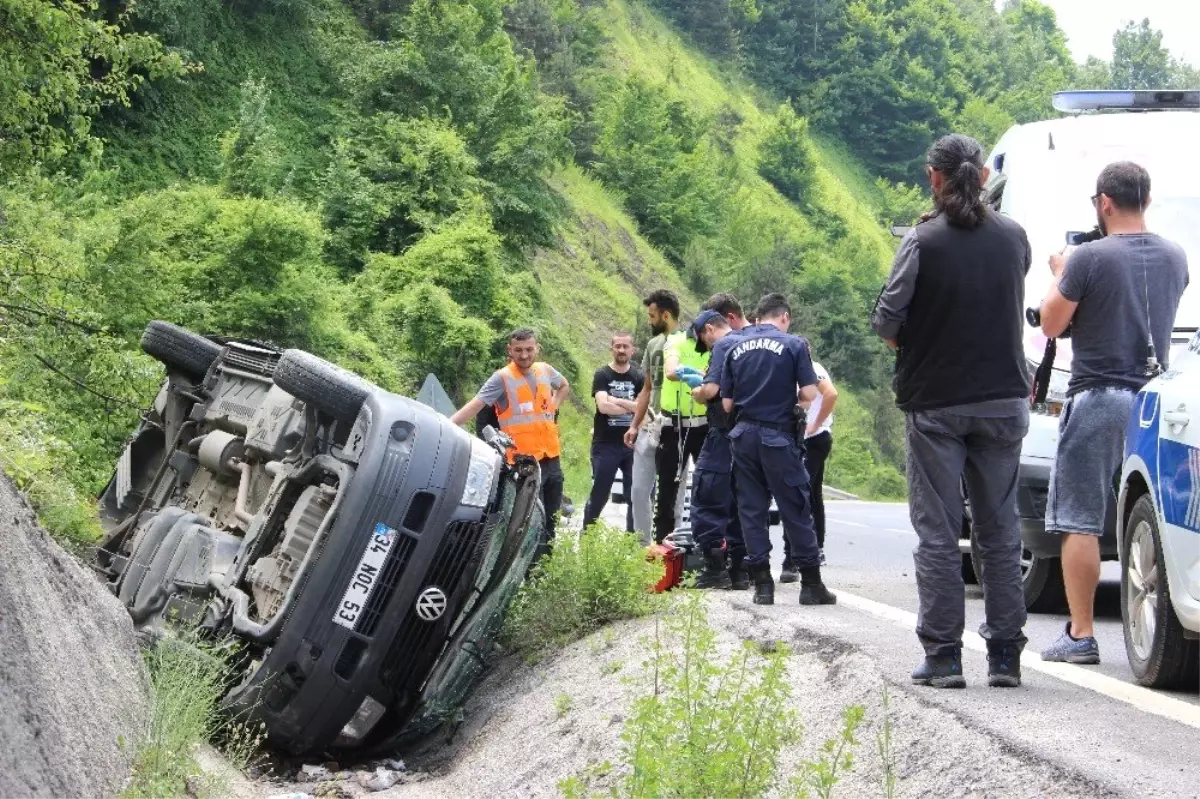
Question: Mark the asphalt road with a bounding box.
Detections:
[757,499,1200,798]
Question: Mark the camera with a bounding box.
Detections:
[1065,226,1104,247]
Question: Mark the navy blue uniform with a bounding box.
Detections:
[690,331,745,556]
[720,324,819,568]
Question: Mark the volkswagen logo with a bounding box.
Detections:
[414,586,448,622]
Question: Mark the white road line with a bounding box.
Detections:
[835,590,1200,731]
[832,520,868,528]
[886,527,914,534]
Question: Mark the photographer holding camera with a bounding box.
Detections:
[872,133,1032,689]
[1037,162,1188,665]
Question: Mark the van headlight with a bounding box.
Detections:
[1029,360,1069,416]
[462,438,500,508]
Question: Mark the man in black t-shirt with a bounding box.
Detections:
[582,333,644,532]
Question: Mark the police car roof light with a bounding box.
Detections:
[1052,90,1200,114]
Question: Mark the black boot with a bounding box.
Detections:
[779,559,799,584]
[750,563,774,605]
[728,551,750,590]
[912,651,966,688]
[694,548,732,590]
[799,567,837,605]
[986,641,1024,688]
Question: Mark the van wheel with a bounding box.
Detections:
[274,350,370,425]
[969,535,1065,612]
[141,321,223,379]
[1122,495,1200,688]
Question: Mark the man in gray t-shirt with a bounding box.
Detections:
[1037,161,1189,665]
[1057,234,1188,396]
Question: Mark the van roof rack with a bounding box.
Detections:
[1053,90,1200,113]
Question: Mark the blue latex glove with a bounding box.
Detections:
[680,372,703,389]
[676,365,703,380]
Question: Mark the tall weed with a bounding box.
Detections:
[123,632,263,799]
[502,522,664,656]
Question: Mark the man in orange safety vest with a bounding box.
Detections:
[450,328,570,544]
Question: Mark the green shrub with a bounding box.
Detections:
[873,177,928,227]
[219,77,286,199]
[563,591,799,798]
[563,593,876,799]
[0,0,188,172]
[758,103,816,205]
[321,114,481,271]
[502,523,664,655]
[593,74,726,261]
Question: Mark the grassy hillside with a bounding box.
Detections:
[0,0,906,549]
[539,0,904,499]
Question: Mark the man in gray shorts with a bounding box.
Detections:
[1037,161,1189,663]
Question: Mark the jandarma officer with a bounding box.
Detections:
[720,293,838,606]
[681,304,748,590]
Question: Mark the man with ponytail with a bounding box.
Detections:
[872,133,1033,689]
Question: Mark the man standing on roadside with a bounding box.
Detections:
[781,361,839,581]
[722,293,838,607]
[582,333,644,532]
[625,290,681,544]
[685,294,749,589]
[872,133,1031,689]
[1036,161,1188,664]
[450,328,570,546]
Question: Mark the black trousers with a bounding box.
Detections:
[583,441,634,531]
[654,422,707,542]
[540,456,565,541]
[805,431,833,548]
[783,431,832,563]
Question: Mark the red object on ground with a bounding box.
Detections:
[647,543,683,592]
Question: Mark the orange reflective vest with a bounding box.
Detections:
[495,362,562,461]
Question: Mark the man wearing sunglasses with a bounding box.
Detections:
[1037,162,1188,665]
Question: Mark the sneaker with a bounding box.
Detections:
[911,653,966,689]
[987,643,1023,687]
[779,561,799,584]
[1040,622,1100,664]
[819,548,827,566]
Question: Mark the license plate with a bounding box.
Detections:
[333,523,396,630]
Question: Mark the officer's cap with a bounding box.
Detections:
[688,309,723,354]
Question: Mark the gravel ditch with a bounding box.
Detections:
[254,592,1108,799]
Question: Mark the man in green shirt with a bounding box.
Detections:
[625,289,708,543]
[625,290,680,543]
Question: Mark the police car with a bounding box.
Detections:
[1116,331,1200,688]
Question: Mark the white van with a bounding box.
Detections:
[959,90,1200,611]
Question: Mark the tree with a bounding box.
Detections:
[1073,56,1113,90]
[593,75,726,261]
[0,0,187,172]
[1111,19,1172,90]
[991,1,1076,122]
[757,103,816,203]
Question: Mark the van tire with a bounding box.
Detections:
[141,321,223,379]
[274,349,370,424]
